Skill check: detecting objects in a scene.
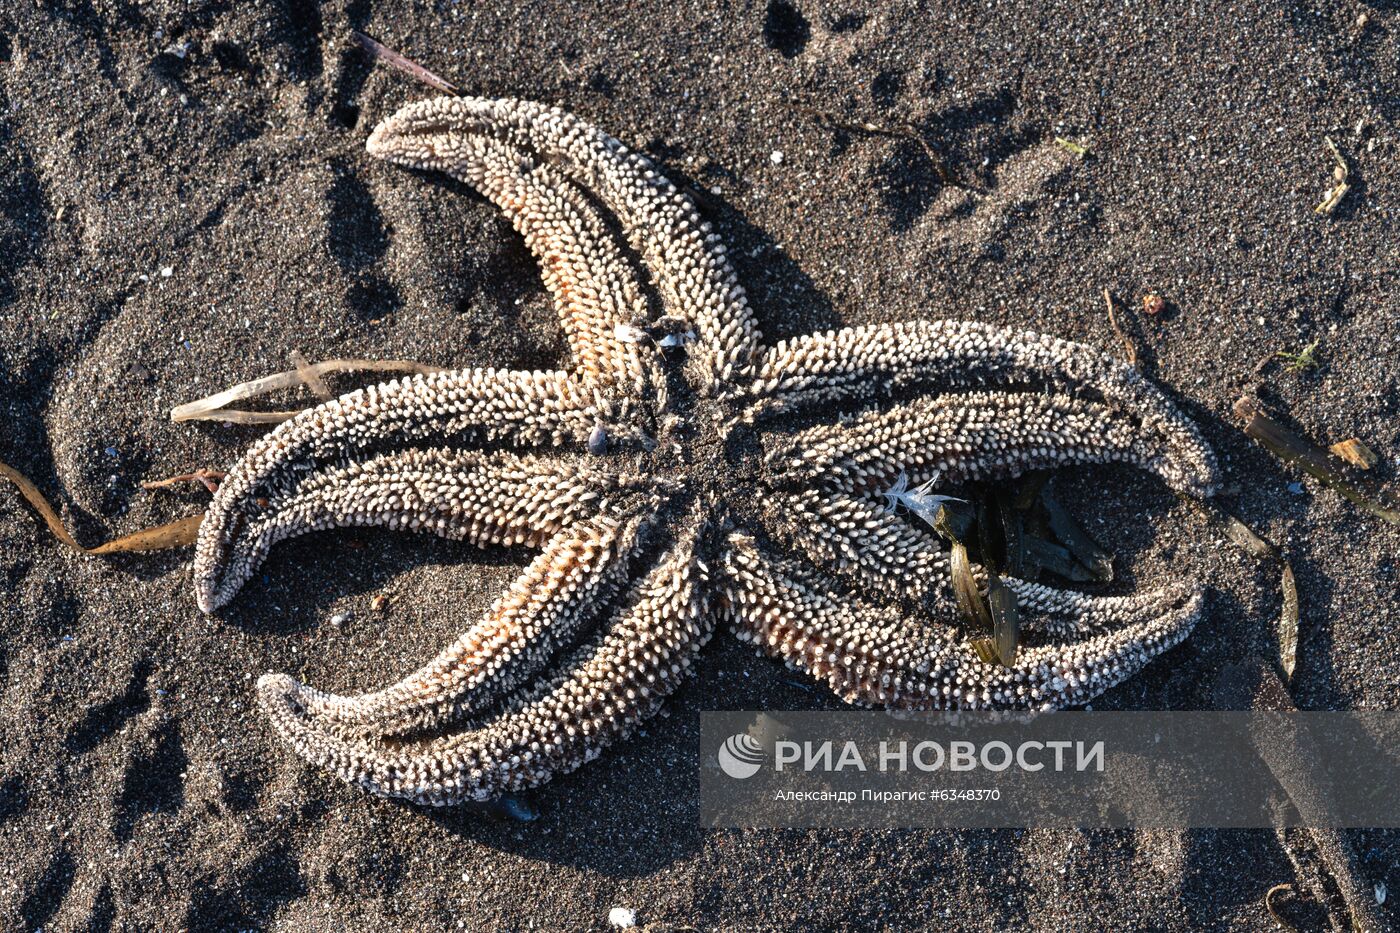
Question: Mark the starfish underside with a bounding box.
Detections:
[192,95,1220,805]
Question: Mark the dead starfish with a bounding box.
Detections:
[192,95,1219,805]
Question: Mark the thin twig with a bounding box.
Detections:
[170,358,445,425]
[1103,288,1137,367]
[352,30,461,96]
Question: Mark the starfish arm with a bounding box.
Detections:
[368,126,651,391]
[193,367,593,612]
[766,390,1200,498]
[749,320,1217,495]
[762,488,1196,636]
[276,511,656,737]
[720,533,1202,710]
[256,529,712,804]
[368,96,762,387]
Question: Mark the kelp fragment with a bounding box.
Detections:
[1234,396,1399,525]
[1023,536,1097,583]
[987,572,1020,666]
[930,502,1017,666]
[0,461,202,553]
[1193,500,1276,560]
[997,493,1028,578]
[171,358,444,425]
[949,538,993,635]
[1010,471,1049,513]
[1279,560,1299,684]
[968,638,1001,665]
[1042,487,1114,581]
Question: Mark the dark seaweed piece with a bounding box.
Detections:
[1042,486,1114,581]
[1235,397,1399,525]
[987,572,1020,666]
[1023,536,1097,583]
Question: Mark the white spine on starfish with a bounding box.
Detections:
[750,320,1218,496]
[280,511,654,737]
[367,96,762,388]
[266,448,620,547]
[768,391,1187,496]
[767,489,1194,636]
[720,533,1202,710]
[193,367,592,612]
[257,530,710,805]
[369,128,651,392]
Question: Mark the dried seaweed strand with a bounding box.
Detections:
[0,461,203,553]
[171,359,445,424]
[1264,883,1300,932]
[290,350,333,401]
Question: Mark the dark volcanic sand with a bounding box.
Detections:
[2,1,1399,930]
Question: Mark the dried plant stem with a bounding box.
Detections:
[1102,288,1137,367]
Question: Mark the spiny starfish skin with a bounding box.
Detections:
[191,94,1221,805]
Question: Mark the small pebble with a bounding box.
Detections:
[160,266,173,278]
[104,446,118,458]
[330,612,351,626]
[588,423,608,455]
[607,907,636,929]
[769,149,784,165]
[1376,881,1386,905]
[1287,482,1304,495]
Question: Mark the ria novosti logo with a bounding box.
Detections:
[717,733,765,779]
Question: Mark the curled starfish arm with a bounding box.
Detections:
[368,128,650,391]
[193,367,594,612]
[272,512,655,738]
[765,489,1197,636]
[721,534,1203,709]
[751,320,1218,495]
[368,96,762,387]
[767,391,1199,497]
[256,530,712,804]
